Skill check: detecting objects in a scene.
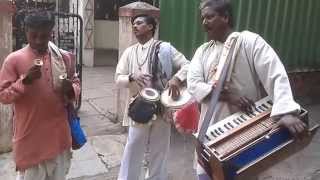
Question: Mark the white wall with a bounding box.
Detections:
[94,20,119,50]
[70,0,95,66]
[70,0,83,17]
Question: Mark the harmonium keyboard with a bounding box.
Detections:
[196,96,319,180]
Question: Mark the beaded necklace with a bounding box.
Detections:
[136,40,153,70]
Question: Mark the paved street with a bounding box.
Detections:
[1,66,320,180]
[74,67,197,180]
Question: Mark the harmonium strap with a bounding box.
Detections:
[196,96,319,180]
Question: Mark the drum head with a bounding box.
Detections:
[140,88,160,102]
[161,88,192,108]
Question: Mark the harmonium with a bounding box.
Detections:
[196,96,319,180]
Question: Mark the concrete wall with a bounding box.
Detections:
[93,20,118,66]
[94,20,118,50]
[0,8,12,63]
[70,1,120,66]
[0,0,13,153]
[70,0,95,67]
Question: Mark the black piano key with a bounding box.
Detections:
[240,115,247,121]
[227,122,234,128]
[246,113,254,118]
[254,106,262,113]
[205,135,211,141]
[210,131,217,138]
[262,103,269,109]
[214,129,221,135]
[237,117,243,123]
[267,100,273,105]
[251,110,257,115]
[258,105,266,111]
[218,127,224,133]
[224,124,230,130]
[233,119,240,125]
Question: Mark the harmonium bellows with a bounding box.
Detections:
[197,96,319,180]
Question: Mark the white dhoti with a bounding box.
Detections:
[118,119,171,180]
[16,150,72,180]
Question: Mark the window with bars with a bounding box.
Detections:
[12,0,73,13]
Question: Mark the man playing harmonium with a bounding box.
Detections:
[187,0,306,179]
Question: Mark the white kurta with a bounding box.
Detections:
[187,31,300,174]
[188,31,300,128]
[115,38,189,126]
[115,38,189,180]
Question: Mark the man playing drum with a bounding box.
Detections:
[187,0,306,179]
[115,14,189,180]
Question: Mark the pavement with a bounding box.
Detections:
[1,66,320,180]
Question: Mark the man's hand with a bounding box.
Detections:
[131,73,152,88]
[0,80,12,90]
[219,88,254,113]
[166,77,182,101]
[62,79,75,100]
[275,114,306,137]
[22,65,42,85]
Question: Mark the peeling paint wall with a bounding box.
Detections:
[0,0,13,153]
[0,11,12,64]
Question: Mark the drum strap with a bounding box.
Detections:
[149,41,173,91]
[150,40,162,85]
[198,32,240,142]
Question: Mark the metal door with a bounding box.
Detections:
[12,0,83,110]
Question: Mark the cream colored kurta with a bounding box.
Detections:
[115,38,189,126]
[187,31,300,131]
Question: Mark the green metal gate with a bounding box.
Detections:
[160,0,320,72]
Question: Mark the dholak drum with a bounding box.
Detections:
[140,87,160,103]
[128,88,160,124]
[161,88,199,134]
